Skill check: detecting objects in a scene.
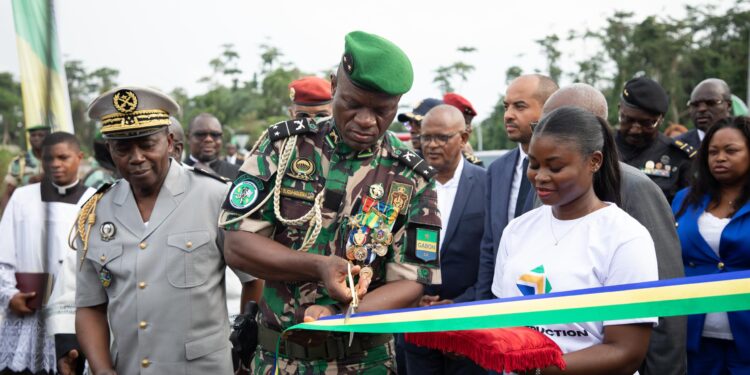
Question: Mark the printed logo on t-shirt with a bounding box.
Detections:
[517,265,552,296]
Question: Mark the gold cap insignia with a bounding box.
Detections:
[113,89,138,114]
[289,87,296,101]
[623,89,629,97]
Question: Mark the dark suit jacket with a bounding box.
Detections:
[459,148,534,302]
[424,162,486,302]
[675,128,702,150]
[183,156,240,180]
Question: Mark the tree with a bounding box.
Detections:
[536,35,562,83]
[433,46,477,94]
[0,73,23,145]
[64,60,119,151]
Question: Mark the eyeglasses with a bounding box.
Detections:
[619,114,661,130]
[420,131,464,145]
[687,99,726,108]
[191,131,223,140]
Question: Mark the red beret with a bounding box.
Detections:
[289,76,332,105]
[443,92,477,116]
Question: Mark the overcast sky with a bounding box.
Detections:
[0,0,728,122]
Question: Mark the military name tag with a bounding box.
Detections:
[280,187,316,202]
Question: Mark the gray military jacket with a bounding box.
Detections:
[76,161,236,375]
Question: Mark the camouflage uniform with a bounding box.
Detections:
[219,118,442,374]
[3,151,41,187]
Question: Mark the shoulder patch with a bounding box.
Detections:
[267,118,319,142]
[79,181,115,208]
[392,148,436,179]
[671,138,697,158]
[191,166,230,183]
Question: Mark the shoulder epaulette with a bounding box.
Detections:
[83,181,114,204]
[393,148,436,179]
[672,139,697,158]
[463,151,484,166]
[190,166,230,183]
[267,118,319,142]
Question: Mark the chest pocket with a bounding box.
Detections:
[166,230,213,288]
[85,245,124,298]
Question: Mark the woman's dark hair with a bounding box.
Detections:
[533,106,622,206]
[675,116,750,219]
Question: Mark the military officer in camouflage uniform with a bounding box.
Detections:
[1,125,49,212]
[220,31,442,374]
[74,87,252,375]
[615,76,695,202]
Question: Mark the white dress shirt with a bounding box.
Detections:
[507,145,528,223]
[436,157,464,250]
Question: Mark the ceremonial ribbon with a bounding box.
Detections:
[291,270,750,333]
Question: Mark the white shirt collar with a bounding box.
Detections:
[51,179,79,195]
[518,144,528,162]
[437,156,464,189]
[698,129,705,141]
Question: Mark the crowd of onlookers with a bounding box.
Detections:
[0,65,748,374]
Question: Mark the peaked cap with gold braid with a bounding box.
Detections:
[88,86,180,139]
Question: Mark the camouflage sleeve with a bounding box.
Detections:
[218,135,279,237]
[3,158,20,187]
[386,178,442,285]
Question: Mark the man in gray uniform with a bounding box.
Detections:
[74,87,250,375]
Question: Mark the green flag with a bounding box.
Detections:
[12,0,74,133]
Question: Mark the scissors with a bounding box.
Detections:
[344,262,359,347]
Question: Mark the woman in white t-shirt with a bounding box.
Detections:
[491,106,658,374]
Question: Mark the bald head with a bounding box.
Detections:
[422,104,466,132]
[543,83,608,118]
[691,78,731,99]
[169,117,185,162]
[421,105,468,180]
[689,78,732,131]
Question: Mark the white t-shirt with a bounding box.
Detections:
[698,211,734,340]
[491,204,659,354]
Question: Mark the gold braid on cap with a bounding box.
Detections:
[100,109,170,134]
[68,191,104,270]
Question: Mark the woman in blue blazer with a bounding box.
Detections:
[672,116,750,374]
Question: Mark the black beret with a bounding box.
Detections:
[621,76,669,115]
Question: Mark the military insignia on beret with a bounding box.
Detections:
[100,222,116,242]
[388,182,413,215]
[289,87,296,101]
[112,89,138,114]
[223,173,267,214]
[288,158,316,181]
[342,53,354,74]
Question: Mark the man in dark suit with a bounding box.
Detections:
[470,74,558,301]
[183,113,240,180]
[404,105,486,375]
[677,78,732,149]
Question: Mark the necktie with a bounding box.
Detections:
[515,157,531,218]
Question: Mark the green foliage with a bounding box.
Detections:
[433,46,477,94]
[64,60,120,152]
[0,73,23,146]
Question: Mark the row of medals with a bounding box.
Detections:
[345,190,400,287]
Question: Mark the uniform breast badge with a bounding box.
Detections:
[100,222,116,242]
[99,267,112,288]
[287,158,316,181]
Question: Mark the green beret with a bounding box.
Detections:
[26,124,51,132]
[342,31,413,96]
